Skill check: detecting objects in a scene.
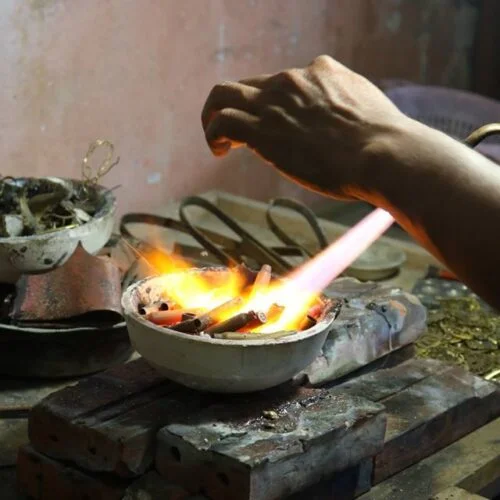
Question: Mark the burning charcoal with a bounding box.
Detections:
[250,264,272,298]
[205,310,267,335]
[138,300,172,316]
[299,315,317,331]
[299,303,324,331]
[147,309,199,327]
[266,303,285,322]
[171,297,243,334]
[232,262,255,286]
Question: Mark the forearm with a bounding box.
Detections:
[361,119,500,309]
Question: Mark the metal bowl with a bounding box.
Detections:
[345,242,406,281]
[121,269,340,393]
[0,177,116,283]
[0,320,131,378]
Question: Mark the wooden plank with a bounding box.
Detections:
[0,377,74,415]
[28,360,324,478]
[357,418,500,500]
[373,367,500,483]
[16,445,130,500]
[27,358,211,477]
[329,358,500,485]
[156,391,386,500]
[329,357,449,401]
[0,467,19,500]
[285,458,373,500]
[0,418,28,466]
[123,471,192,500]
[430,486,487,500]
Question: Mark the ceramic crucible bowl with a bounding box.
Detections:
[121,268,341,393]
[0,177,116,283]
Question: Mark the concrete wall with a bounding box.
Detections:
[0,0,479,215]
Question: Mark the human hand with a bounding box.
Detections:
[202,55,409,200]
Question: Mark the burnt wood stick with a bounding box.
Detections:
[171,297,243,333]
[250,264,272,298]
[147,309,200,326]
[205,311,267,335]
[138,300,171,316]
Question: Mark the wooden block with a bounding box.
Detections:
[123,471,190,500]
[285,458,373,500]
[329,357,448,402]
[330,358,500,484]
[28,360,321,478]
[0,467,18,500]
[16,445,130,500]
[28,358,212,477]
[0,418,28,466]
[373,366,500,484]
[430,486,487,500]
[357,417,500,500]
[156,391,386,500]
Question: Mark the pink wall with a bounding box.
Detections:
[0,0,478,215]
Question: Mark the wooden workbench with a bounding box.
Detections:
[2,191,499,499]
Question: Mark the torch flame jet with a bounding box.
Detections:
[143,208,394,332]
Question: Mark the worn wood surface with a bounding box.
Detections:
[358,417,500,500]
[373,367,500,483]
[28,358,339,478]
[156,392,385,500]
[24,350,500,499]
[330,358,500,485]
[0,377,77,467]
[430,486,487,500]
[27,358,206,476]
[17,445,130,500]
[124,471,202,500]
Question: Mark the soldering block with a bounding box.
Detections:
[155,391,386,500]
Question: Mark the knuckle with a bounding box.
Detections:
[274,69,303,89]
[209,81,234,99]
[312,54,333,66]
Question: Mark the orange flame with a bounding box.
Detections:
[142,247,317,332]
[136,207,395,333]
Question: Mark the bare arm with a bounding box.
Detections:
[365,120,500,308]
[201,55,500,309]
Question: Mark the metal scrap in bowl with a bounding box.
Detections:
[0,140,119,283]
[0,177,116,283]
[121,268,342,393]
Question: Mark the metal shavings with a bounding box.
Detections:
[416,297,500,377]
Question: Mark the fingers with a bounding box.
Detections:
[238,74,273,88]
[204,108,261,156]
[202,82,261,129]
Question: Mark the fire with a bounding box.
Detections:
[139,207,394,334]
[146,252,246,313]
[142,249,317,332]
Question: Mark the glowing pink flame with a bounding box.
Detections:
[288,208,395,294]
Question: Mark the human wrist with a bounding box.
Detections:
[355,117,438,206]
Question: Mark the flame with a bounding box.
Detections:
[148,252,245,316]
[139,208,394,333]
[140,244,316,332]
